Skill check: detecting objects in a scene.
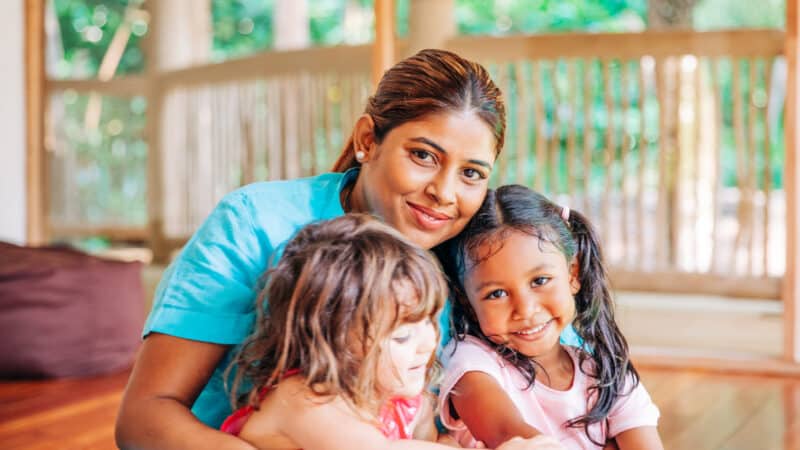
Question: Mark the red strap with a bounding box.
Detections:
[220,368,302,436]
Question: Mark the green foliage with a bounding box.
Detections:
[211,0,273,60]
[51,0,146,77]
[51,92,148,226]
[456,0,646,35]
[48,0,788,230]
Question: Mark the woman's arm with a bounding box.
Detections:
[243,376,561,450]
[613,427,663,450]
[115,333,255,450]
[449,371,546,449]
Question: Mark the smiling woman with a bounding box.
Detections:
[115,49,507,450]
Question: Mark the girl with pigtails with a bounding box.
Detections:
[435,185,664,450]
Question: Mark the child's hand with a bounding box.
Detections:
[494,436,566,450]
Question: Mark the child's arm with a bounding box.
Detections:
[246,377,559,450]
[606,375,663,450]
[613,427,663,450]
[410,394,459,446]
[448,371,547,449]
[412,394,438,441]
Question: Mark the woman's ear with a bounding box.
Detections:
[569,258,581,295]
[352,114,377,162]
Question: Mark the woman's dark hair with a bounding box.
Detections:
[434,184,637,446]
[332,48,506,171]
[227,214,447,416]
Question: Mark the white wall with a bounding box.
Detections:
[0,1,26,244]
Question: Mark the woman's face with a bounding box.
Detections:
[351,111,497,250]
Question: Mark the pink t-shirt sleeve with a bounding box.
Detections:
[438,338,506,432]
[606,374,660,437]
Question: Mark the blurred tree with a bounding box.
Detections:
[50,0,146,78]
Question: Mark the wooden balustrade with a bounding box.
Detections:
[44,29,789,299]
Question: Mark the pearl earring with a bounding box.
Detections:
[355,150,366,161]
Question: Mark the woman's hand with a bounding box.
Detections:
[115,333,255,450]
[495,436,566,450]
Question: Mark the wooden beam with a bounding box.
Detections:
[784,0,800,363]
[610,269,782,300]
[632,346,800,377]
[48,225,149,241]
[372,0,395,86]
[158,44,372,90]
[47,77,149,96]
[142,0,167,263]
[24,0,45,245]
[446,29,785,62]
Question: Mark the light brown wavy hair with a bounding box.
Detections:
[227,214,447,417]
[332,48,506,172]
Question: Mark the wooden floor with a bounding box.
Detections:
[1,365,799,449]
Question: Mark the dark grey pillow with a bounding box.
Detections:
[0,242,143,378]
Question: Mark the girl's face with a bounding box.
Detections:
[352,111,496,250]
[377,317,437,398]
[463,230,579,361]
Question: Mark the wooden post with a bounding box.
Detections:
[784,0,800,363]
[143,0,167,262]
[25,0,45,245]
[144,0,212,262]
[406,0,455,56]
[372,0,395,86]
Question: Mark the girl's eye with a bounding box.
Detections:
[484,289,507,300]
[392,335,411,344]
[463,167,487,181]
[532,277,550,287]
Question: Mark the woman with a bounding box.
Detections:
[115,49,507,450]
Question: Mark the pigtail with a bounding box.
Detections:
[564,208,639,444]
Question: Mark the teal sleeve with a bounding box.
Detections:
[560,323,583,348]
[143,191,271,344]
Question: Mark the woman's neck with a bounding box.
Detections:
[342,176,366,214]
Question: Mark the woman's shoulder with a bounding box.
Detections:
[234,171,348,208]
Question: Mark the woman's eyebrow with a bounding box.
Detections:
[409,137,492,170]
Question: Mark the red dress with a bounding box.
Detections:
[221,371,423,441]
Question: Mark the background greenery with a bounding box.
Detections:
[46,0,787,239]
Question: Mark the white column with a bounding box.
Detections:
[273,0,309,50]
[0,1,26,244]
[152,0,210,70]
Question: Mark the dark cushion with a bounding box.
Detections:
[0,242,143,378]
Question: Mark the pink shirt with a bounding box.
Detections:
[438,336,659,449]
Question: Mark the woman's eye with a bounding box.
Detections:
[411,149,435,163]
[484,289,507,300]
[463,168,486,181]
[532,277,550,287]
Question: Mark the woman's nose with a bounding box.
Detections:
[424,172,457,206]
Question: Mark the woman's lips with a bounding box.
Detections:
[406,202,452,231]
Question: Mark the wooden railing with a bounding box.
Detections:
[45,29,787,299]
[449,29,786,298]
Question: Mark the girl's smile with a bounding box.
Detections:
[464,229,580,365]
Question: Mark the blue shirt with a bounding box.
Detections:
[143,169,582,428]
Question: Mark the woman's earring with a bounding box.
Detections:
[355,150,366,162]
